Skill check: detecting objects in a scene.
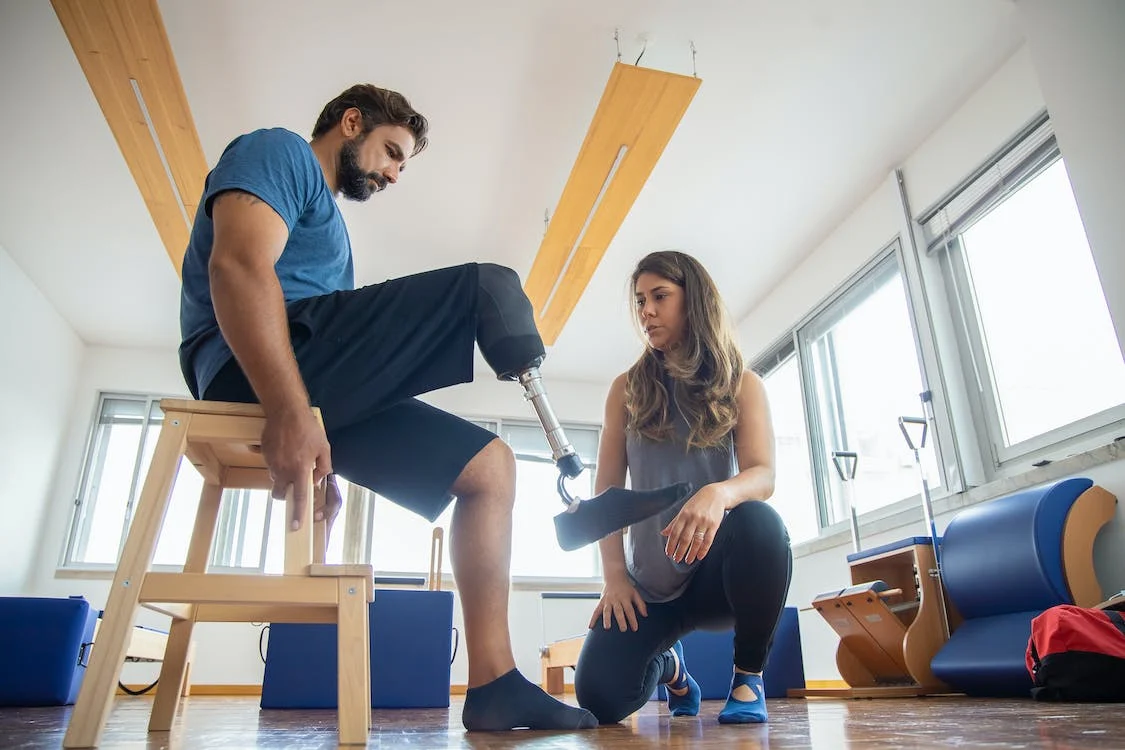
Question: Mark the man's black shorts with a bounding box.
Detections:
[204,263,498,522]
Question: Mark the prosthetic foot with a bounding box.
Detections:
[514,363,693,551]
[476,264,693,550]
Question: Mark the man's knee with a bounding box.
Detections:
[451,437,516,501]
[478,262,522,291]
[476,264,545,379]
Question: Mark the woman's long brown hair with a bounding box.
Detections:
[625,251,744,449]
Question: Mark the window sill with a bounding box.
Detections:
[53,566,604,593]
[791,435,1124,561]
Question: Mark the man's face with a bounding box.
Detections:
[337,124,416,202]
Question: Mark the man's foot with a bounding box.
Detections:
[664,640,700,717]
[462,669,598,731]
[718,671,768,724]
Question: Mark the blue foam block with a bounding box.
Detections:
[261,589,454,709]
[0,596,98,706]
[654,606,804,701]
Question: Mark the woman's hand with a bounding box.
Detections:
[661,483,731,564]
[589,575,649,632]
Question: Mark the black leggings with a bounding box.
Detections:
[574,501,792,724]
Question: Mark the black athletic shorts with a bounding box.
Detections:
[203,263,498,522]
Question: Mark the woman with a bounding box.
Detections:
[574,250,792,725]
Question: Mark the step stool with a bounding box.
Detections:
[63,399,374,747]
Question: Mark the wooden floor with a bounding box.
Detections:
[3,695,1123,749]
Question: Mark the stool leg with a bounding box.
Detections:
[149,482,222,731]
[337,576,371,744]
[314,482,327,565]
[64,414,191,749]
[284,473,315,575]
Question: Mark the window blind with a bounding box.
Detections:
[918,111,1059,254]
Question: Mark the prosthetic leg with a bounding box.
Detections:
[476,265,693,550]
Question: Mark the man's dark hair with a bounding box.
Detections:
[311,84,428,155]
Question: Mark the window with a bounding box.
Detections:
[502,422,600,578]
[749,244,942,541]
[922,113,1125,462]
[65,393,345,572]
[799,248,941,525]
[362,419,602,579]
[65,395,205,568]
[65,397,602,579]
[757,343,819,544]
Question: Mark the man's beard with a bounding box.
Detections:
[337,137,387,201]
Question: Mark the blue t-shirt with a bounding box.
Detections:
[178,128,354,398]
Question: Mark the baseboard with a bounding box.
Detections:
[803,680,849,690]
[117,684,263,697]
[119,684,576,698]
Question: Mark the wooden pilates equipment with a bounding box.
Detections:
[799,542,956,698]
[798,483,1117,699]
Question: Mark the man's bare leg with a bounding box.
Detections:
[450,437,597,731]
[449,438,517,686]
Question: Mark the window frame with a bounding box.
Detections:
[754,334,821,543]
[61,395,606,582]
[415,415,605,582]
[753,238,955,537]
[60,391,275,573]
[61,391,166,570]
[920,112,1125,469]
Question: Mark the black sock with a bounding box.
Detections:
[462,669,598,731]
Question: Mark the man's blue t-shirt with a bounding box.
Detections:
[179,128,354,398]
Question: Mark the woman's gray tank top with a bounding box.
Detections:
[624,374,737,603]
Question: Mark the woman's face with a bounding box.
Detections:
[635,272,686,352]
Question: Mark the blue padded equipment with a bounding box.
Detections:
[930,477,1093,697]
[0,596,98,706]
[846,536,938,565]
[262,589,454,709]
[654,606,805,700]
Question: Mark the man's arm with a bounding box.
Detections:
[209,190,332,527]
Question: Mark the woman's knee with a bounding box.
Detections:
[722,500,789,544]
[574,659,646,725]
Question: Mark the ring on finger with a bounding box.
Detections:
[693,530,706,540]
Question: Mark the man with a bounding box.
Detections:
[179,84,597,732]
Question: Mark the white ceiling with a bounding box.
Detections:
[0,0,1023,384]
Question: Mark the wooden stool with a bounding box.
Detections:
[63,399,374,747]
[540,635,585,695]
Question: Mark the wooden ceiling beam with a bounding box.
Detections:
[524,62,701,346]
[51,0,207,276]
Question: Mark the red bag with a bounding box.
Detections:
[1026,604,1125,701]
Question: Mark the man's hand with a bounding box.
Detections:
[261,406,333,530]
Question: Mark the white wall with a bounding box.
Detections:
[739,40,1125,682]
[1015,0,1125,361]
[25,344,608,687]
[0,245,83,595]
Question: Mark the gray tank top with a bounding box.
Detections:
[624,374,737,603]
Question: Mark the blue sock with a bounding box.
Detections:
[462,669,597,731]
[719,671,768,724]
[663,641,700,717]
